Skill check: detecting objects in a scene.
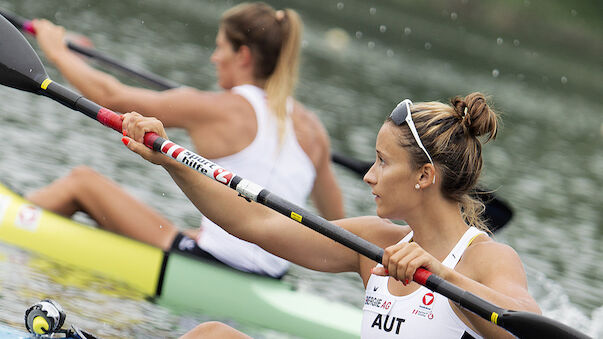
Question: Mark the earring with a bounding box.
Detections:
[414,184,420,190]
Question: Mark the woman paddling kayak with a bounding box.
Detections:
[121,92,541,338]
[26,3,344,278]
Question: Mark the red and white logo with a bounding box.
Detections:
[422,293,434,306]
[15,204,41,231]
[213,168,233,184]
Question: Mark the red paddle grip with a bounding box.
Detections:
[413,268,432,285]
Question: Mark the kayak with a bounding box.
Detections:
[0,182,361,338]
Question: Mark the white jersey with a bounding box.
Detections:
[196,84,316,278]
[361,227,486,338]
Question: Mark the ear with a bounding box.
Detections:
[416,163,437,188]
[236,45,253,67]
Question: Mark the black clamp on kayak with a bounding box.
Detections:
[24,299,99,339]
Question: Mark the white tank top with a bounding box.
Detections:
[197,84,316,278]
[361,227,486,338]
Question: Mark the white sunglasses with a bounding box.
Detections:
[389,99,436,184]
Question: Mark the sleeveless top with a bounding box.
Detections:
[361,227,486,338]
[196,84,316,278]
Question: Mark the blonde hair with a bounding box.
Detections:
[387,92,499,232]
[221,3,303,141]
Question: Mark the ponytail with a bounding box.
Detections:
[265,9,302,141]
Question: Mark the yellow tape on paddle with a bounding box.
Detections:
[290,212,302,222]
[40,78,53,90]
[490,312,499,324]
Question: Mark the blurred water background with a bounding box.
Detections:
[0,0,601,337]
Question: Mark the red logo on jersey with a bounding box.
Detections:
[213,168,233,184]
[422,293,434,306]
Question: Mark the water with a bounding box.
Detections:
[0,0,601,337]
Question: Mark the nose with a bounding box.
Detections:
[363,162,377,185]
[210,49,218,64]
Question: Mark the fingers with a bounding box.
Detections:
[380,242,439,286]
[120,112,172,166]
[121,112,168,143]
[121,135,167,165]
[31,19,68,61]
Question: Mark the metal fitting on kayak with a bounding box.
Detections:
[24,299,66,335]
[24,299,99,338]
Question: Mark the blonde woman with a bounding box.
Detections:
[28,3,343,278]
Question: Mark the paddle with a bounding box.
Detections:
[0,15,590,339]
[0,8,513,233]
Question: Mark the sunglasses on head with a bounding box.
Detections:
[389,99,436,184]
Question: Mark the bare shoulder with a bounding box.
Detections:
[458,235,527,285]
[290,101,330,166]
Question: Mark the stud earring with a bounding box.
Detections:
[414,184,420,190]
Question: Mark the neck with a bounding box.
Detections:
[403,193,469,259]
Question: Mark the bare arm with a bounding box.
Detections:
[310,129,344,220]
[32,19,210,128]
[120,113,364,273]
[291,106,344,220]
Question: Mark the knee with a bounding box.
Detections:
[65,166,105,187]
[180,321,246,339]
[68,166,99,180]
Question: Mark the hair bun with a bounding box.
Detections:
[451,92,498,142]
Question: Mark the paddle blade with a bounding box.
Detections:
[0,14,48,93]
[498,310,591,339]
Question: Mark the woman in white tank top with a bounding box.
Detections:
[123,92,541,338]
[27,3,344,278]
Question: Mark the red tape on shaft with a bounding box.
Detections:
[97,108,122,132]
[413,268,432,285]
[23,21,36,34]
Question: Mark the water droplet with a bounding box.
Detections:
[370,7,377,15]
[570,9,577,16]
[368,41,375,49]
[386,49,394,57]
[424,42,432,50]
[496,37,503,45]
[379,25,387,33]
[141,20,145,24]
[513,39,520,47]
[159,225,163,229]
[337,2,344,10]
[492,69,500,78]
[450,12,458,20]
[355,31,363,39]
[161,192,166,197]
[404,27,412,35]
[561,76,568,84]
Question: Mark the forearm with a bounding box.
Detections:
[161,160,272,243]
[46,49,125,107]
